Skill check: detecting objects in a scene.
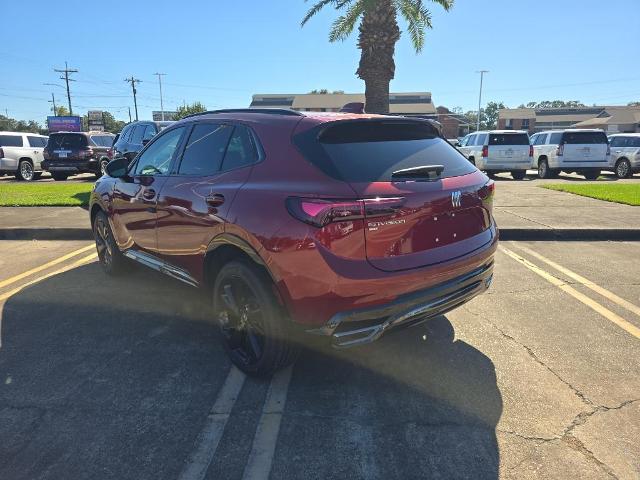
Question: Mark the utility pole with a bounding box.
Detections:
[48,93,57,114]
[153,73,166,120]
[124,76,141,121]
[128,107,132,123]
[54,61,77,115]
[476,70,489,132]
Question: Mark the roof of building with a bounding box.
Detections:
[572,107,640,128]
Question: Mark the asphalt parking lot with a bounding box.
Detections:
[0,239,638,480]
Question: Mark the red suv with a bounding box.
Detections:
[90,109,497,375]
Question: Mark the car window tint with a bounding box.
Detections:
[549,132,563,144]
[130,125,145,145]
[49,134,87,149]
[488,133,529,145]
[178,123,232,175]
[121,125,133,142]
[476,134,488,146]
[27,136,47,148]
[0,135,24,147]
[629,138,640,148]
[142,125,157,141]
[133,127,185,175]
[609,137,623,147]
[90,135,114,147]
[564,131,608,144]
[465,135,475,146]
[222,125,258,171]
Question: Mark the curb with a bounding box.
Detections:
[0,228,93,241]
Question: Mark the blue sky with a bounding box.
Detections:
[1,0,639,122]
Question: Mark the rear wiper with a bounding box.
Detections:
[391,165,444,180]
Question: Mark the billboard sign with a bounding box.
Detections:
[152,111,177,121]
[87,110,105,131]
[47,116,82,133]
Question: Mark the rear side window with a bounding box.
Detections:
[0,135,23,147]
[488,133,529,145]
[563,131,608,144]
[549,132,563,144]
[295,121,476,182]
[120,125,133,142]
[143,125,157,141]
[178,123,233,175]
[90,135,114,147]
[27,136,47,148]
[221,125,258,171]
[475,134,488,146]
[130,125,145,145]
[48,134,87,149]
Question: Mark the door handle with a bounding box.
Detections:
[142,188,156,200]
[206,193,225,207]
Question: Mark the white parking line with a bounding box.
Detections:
[242,365,293,480]
[178,366,246,480]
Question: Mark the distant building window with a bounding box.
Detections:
[504,119,513,129]
[521,119,530,129]
[250,97,294,107]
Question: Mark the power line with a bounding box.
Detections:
[53,61,78,115]
[124,76,142,121]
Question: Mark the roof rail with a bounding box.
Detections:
[182,108,304,119]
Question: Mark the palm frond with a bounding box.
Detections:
[301,0,355,27]
[329,0,366,42]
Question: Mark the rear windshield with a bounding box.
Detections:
[0,135,23,147]
[563,131,608,144]
[488,133,529,146]
[295,121,476,182]
[90,135,114,147]
[48,134,88,149]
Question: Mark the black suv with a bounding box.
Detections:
[113,120,174,163]
[42,131,115,180]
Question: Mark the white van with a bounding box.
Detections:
[530,129,610,180]
[0,131,48,181]
[457,130,531,180]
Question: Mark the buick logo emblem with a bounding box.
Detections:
[451,191,462,208]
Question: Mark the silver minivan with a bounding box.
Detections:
[531,129,610,180]
[457,130,531,180]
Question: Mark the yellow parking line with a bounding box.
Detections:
[499,246,640,340]
[514,244,640,319]
[0,253,97,303]
[0,244,94,290]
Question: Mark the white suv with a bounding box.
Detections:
[0,131,48,181]
[457,130,531,180]
[608,133,640,178]
[530,129,610,180]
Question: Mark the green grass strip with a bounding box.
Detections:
[541,183,640,206]
[0,182,93,206]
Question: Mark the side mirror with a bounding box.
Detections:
[105,157,129,178]
[454,142,461,147]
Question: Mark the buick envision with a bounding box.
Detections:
[90,109,497,375]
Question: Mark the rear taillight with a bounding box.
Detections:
[79,147,94,159]
[529,145,534,157]
[286,197,405,228]
[556,143,564,156]
[482,145,489,158]
[479,180,495,211]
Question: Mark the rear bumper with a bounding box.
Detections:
[308,260,494,348]
[42,159,99,173]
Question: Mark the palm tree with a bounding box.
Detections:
[301,0,453,114]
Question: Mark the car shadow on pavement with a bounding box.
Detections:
[0,262,502,479]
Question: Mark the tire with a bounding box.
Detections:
[511,170,526,180]
[538,159,553,179]
[52,173,69,181]
[213,260,300,377]
[615,159,631,179]
[93,210,128,276]
[584,170,600,180]
[17,160,35,181]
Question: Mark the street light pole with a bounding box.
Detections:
[154,73,166,120]
[476,70,489,132]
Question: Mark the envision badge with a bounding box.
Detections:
[451,190,462,208]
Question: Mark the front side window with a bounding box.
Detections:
[609,137,624,148]
[133,127,185,176]
[535,134,548,145]
[27,136,47,148]
[178,123,233,175]
[465,135,475,147]
[142,125,157,142]
[221,125,258,171]
[130,125,145,145]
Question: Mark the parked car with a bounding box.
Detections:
[42,131,115,180]
[90,109,497,376]
[457,130,531,180]
[112,120,174,164]
[607,133,640,178]
[0,131,48,181]
[530,129,610,180]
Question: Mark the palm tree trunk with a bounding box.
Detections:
[356,0,400,114]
